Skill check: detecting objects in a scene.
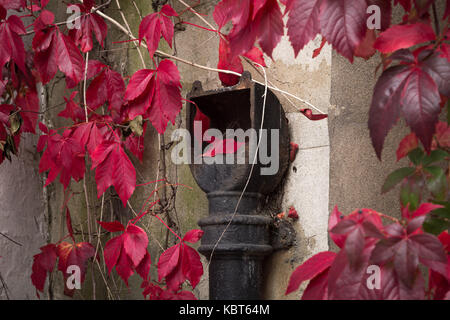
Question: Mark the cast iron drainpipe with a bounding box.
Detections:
[186,72,290,300]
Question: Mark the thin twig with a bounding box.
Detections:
[432,3,441,36]
[114,0,146,69]
[83,52,89,123]
[0,232,22,246]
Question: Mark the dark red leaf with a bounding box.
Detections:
[0,15,26,72]
[289,142,298,162]
[285,251,336,295]
[285,0,322,57]
[329,206,346,248]
[354,28,377,60]
[31,244,57,294]
[217,36,243,87]
[420,51,450,98]
[434,121,450,148]
[369,65,414,159]
[181,244,203,289]
[288,206,299,220]
[91,140,136,206]
[312,37,327,59]
[97,220,125,233]
[70,9,107,53]
[103,235,123,274]
[15,90,39,133]
[58,91,85,122]
[300,108,328,121]
[39,129,86,189]
[182,229,204,243]
[148,60,182,134]
[374,23,436,54]
[135,251,151,281]
[319,0,367,62]
[139,5,176,57]
[396,132,418,161]
[401,67,441,152]
[123,224,148,267]
[301,268,329,300]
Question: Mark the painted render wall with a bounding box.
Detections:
[0,0,418,300]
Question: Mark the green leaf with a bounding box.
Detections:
[400,186,420,211]
[382,167,415,193]
[424,166,447,199]
[422,150,449,166]
[408,148,425,165]
[423,217,450,235]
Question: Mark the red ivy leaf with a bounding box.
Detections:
[15,90,40,133]
[100,223,150,284]
[329,206,345,248]
[86,63,125,113]
[396,132,418,161]
[0,0,25,10]
[31,244,57,294]
[215,0,283,58]
[158,231,204,291]
[289,142,299,162]
[218,36,243,87]
[312,37,327,59]
[139,5,177,57]
[58,91,85,122]
[34,27,84,86]
[374,23,436,54]
[149,59,182,134]
[286,251,336,295]
[300,108,328,121]
[69,3,107,53]
[182,229,204,243]
[434,121,450,148]
[288,206,299,220]
[301,268,330,300]
[354,28,377,60]
[369,49,446,158]
[123,224,149,267]
[125,60,182,134]
[243,46,266,67]
[319,0,367,62]
[91,139,136,206]
[97,220,125,233]
[39,129,86,189]
[285,0,322,57]
[0,15,26,72]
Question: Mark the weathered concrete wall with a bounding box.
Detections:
[0,134,47,300]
